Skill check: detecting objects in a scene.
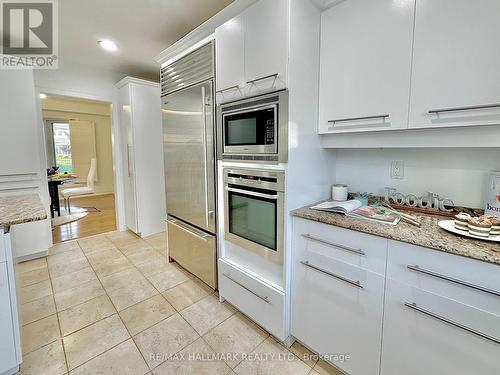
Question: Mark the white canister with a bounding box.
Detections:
[332,184,348,201]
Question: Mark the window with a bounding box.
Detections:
[52,122,73,173]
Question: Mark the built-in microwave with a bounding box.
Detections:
[217,90,288,163]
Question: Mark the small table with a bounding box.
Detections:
[48,176,76,218]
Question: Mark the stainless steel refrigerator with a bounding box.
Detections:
[161,42,217,289]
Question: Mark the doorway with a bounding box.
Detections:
[41,94,117,243]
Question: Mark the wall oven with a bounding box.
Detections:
[218,90,288,163]
[223,168,285,263]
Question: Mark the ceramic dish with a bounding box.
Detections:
[438,220,500,242]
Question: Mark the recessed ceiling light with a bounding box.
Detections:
[98,39,118,52]
[39,93,47,99]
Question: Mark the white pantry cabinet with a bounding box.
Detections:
[215,0,288,102]
[116,77,166,237]
[291,218,386,375]
[409,0,500,129]
[318,0,414,133]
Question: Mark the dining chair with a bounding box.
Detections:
[61,158,97,214]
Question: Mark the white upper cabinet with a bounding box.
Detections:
[318,0,415,133]
[409,0,500,129]
[215,0,288,102]
[215,14,245,98]
[244,0,288,95]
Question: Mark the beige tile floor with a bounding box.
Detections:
[16,230,343,375]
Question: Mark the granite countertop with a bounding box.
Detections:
[291,203,500,266]
[0,194,47,230]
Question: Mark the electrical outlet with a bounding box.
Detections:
[391,161,404,179]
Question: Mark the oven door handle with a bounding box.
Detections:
[226,186,279,200]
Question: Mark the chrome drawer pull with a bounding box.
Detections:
[300,260,363,288]
[328,114,389,124]
[404,302,500,345]
[223,273,270,303]
[407,265,500,297]
[166,218,210,241]
[216,84,240,94]
[428,103,500,114]
[301,234,365,256]
[246,73,278,85]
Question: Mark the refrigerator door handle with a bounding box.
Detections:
[201,86,210,229]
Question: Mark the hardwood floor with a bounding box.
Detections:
[52,194,116,243]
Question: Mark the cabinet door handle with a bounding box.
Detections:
[216,85,240,94]
[404,302,500,345]
[328,114,389,126]
[300,260,363,288]
[407,265,500,297]
[226,186,279,200]
[428,103,500,114]
[126,144,133,177]
[301,234,365,256]
[223,273,270,303]
[166,218,210,241]
[246,73,279,85]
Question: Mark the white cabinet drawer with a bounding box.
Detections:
[291,251,385,375]
[218,259,286,340]
[381,278,500,375]
[294,218,388,275]
[387,240,500,316]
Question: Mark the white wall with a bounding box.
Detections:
[0,69,52,258]
[334,148,500,208]
[34,66,127,230]
[287,0,336,211]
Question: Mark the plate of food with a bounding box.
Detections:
[438,213,500,242]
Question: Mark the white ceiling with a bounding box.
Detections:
[58,0,234,81]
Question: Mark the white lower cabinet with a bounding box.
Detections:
[381,278,500,375]
[218,258,286,340]
[381,240,500,375]
[0,262,17,374]
[291,218,387,375]
[0,229,21,375]
[291,218,500,375]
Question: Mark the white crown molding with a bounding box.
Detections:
[154,0,258,66]
[115,76,159,89]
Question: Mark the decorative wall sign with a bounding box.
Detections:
[384,187,455,212]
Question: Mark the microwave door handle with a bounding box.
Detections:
[201,86,210,229]
[226,186,279,200]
